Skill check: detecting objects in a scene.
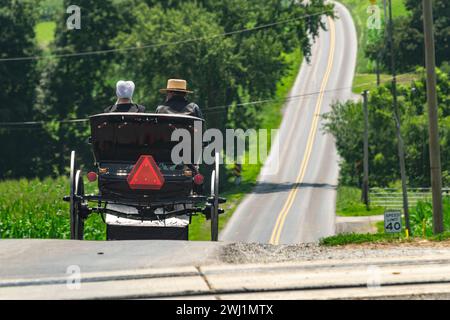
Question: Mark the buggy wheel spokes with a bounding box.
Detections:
[69,151,85,240]
[210,152,220,241]
[74,170,85,240]
[69,151,76,239]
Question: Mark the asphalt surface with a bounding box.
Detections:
[0,240,222,280]
[220,2,357,244]
[2,240,450,299]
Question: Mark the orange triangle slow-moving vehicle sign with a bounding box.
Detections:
[127,155,165,190]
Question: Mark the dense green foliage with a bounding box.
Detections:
[410,197,450,237]
[323,68,450,187]
[0,0,333,179]
[0,1,41,178]
[37,0,64,21]
[366,0,450,73]
[37,0,122,175]
[339,0,409,73]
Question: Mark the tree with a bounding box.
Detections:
[0,0,39,178]
[112,2,239,132]
[113,0,333,130]
[39,0,122,174]
[366,0,450,73]
[323,68,450,187]
[37,0,64,21]
[0,0,334,178]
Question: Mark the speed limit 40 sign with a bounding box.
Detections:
[384,210,402,234]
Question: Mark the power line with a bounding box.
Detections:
[0,87,356,127]
[0,73,420,128]
[0,11,331,63]
[204,72,419,113]
[0,118,89,127]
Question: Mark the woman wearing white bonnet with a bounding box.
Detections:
[104,80,146,113]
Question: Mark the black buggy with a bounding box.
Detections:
[64,112,225,241]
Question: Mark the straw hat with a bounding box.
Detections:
[160,79,193,94]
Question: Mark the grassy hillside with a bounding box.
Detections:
[339,0,409,73]
[338,0,419,94]
[336,186,384,217]
[35,21,56,48]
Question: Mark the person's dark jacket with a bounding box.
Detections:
[104,103,145,113]
[155,95,203,118]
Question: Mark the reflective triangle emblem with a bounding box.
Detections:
[127,155,165,190]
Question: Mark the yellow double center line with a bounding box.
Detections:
[269,17,336,245]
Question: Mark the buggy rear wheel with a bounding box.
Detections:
[69,151,85,240]
[210,152,220,241]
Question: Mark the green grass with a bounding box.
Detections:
[0,177,105,240]
[35,21,56,48]
[320,232,404,246]
[336,186,384,217]
[339,0,411,94]
[320,231,450,246]
[352,73,392,93]
[352,72,420,93]
[323,196,450,246]
[0,175,249,241]
[189,48,303,240]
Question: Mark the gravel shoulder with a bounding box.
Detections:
[219,241,450,264]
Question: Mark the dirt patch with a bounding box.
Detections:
[220,243,329,264]
[335,215,383,234]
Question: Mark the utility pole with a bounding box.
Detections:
[362,90,370,209]
[376,0,387,87]
[422,0,444,234]
[376,60,381,87]
[387,0,411,235]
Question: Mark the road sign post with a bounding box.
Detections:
[387,0,411,235]
[234,163,242,185]
[362,90,370,209]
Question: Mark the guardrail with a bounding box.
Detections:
[370,188,450,209]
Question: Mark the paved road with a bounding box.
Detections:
[220,2,357,244]
[3,240,450,299]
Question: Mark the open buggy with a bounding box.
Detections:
[64,112,225,241]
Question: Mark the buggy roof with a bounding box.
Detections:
[89,112,204,122]
[89,113,203,163]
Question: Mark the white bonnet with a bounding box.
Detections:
[116,80,135,99]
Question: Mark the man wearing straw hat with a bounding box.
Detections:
[156,79,203,118]
[104,80,146,113]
